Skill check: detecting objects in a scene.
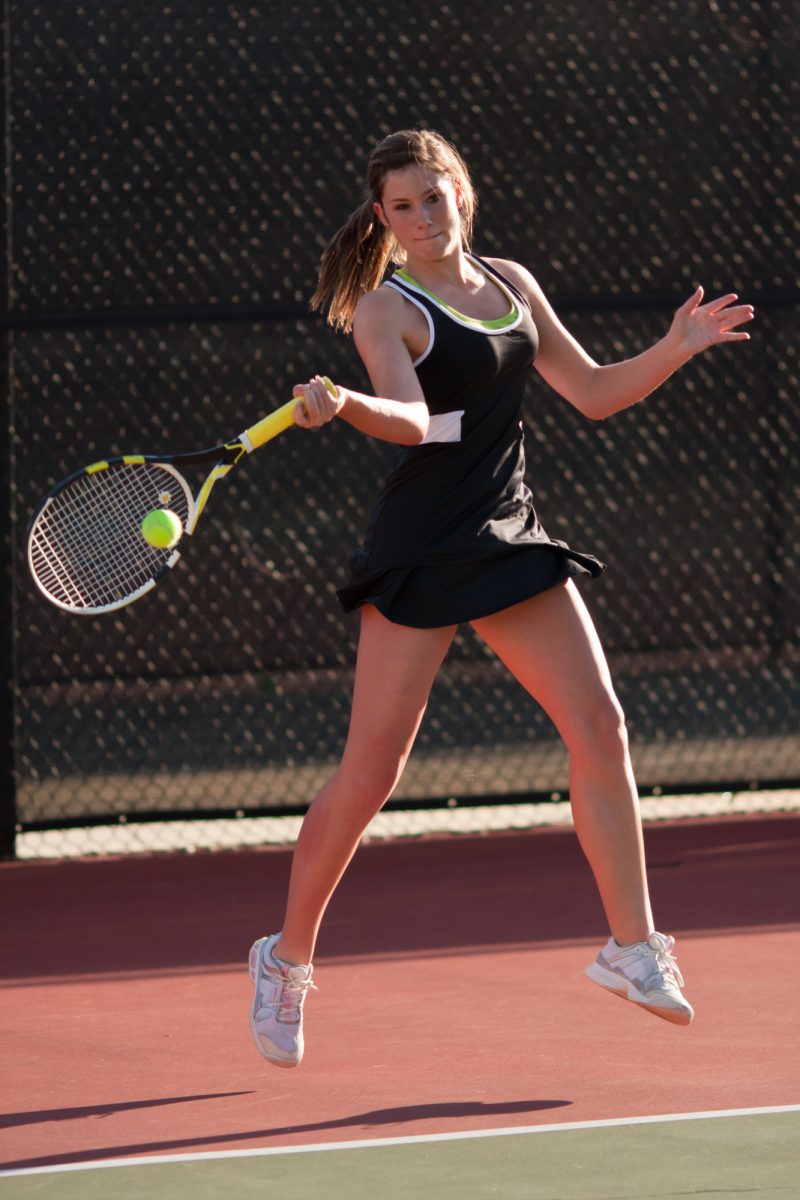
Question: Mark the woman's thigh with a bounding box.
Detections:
[470,581,625,751]
[340,604,456,783]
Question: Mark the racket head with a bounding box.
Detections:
[27,458,196,614]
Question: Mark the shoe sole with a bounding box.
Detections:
[249,938,303,1068]
[585,961,694,1026]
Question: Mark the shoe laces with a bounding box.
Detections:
[614,932,685,991]
[258,959,317,1026]
[647,932,684,988]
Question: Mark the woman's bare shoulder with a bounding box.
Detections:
[354,283,408,323]
[480,256,539,291]
[353,282,427,355]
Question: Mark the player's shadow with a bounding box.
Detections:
[311,1098,572,1130]
[0,1092,254,1129]
[1,1097,572,1171]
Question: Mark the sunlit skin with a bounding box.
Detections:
[377,170,465,268]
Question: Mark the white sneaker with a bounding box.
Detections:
[585,931,694,1026]
[248,934,316,1067]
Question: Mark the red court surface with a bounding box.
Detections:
[2,813,799,1172]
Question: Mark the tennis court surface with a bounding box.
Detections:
[2,811,799,1198]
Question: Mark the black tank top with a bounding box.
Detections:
[353,256,545,570]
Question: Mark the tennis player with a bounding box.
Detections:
[249,129,754,1067]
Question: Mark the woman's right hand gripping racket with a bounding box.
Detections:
[26,378,337,615]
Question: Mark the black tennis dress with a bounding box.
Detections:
[336,255,605,627]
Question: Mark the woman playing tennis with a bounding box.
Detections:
[248,129,754,1067]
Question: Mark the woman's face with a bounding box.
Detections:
[375,164,463,261]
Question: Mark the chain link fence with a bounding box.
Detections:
[2,1,798,856]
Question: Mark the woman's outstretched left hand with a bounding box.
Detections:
[670,286,754,357]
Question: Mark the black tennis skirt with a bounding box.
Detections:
[337,539,606,628]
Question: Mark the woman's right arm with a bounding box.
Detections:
[294,288,430,445]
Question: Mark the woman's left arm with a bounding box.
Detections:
[491,260,754,421]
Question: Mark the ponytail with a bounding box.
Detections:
[309,198,395,334]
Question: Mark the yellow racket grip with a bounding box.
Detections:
[241,378,337,452]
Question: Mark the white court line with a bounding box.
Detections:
[2,1104,798,1178]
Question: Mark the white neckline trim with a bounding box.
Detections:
[390,255,524,335]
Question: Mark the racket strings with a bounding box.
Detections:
[29,462,193,612]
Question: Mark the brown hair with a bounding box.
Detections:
[310,129,477,332]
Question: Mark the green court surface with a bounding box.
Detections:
[1,1110,797,1200]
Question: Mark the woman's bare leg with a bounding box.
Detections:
[471,580,653,946]
[275,605,456,965]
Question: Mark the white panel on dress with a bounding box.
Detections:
[421,410,465,444]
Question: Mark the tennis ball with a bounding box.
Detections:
[141,508,183,549]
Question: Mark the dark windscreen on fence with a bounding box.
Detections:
[2,1,797,849]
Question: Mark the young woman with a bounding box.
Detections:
[248,129,754,1068]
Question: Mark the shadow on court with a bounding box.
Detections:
[0,1094,254,1130]
[2,1100,573,1171]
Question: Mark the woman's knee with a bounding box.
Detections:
[338,737,411,807]
[561,690,629,763]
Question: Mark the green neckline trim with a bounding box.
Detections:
[394,264,518,330]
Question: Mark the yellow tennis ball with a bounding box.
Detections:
[141,508,183,549]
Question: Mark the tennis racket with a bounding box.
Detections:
[27,379,335,615]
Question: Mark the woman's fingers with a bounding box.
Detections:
[292,375,342,427]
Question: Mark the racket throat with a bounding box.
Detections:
[189,462,234,532]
